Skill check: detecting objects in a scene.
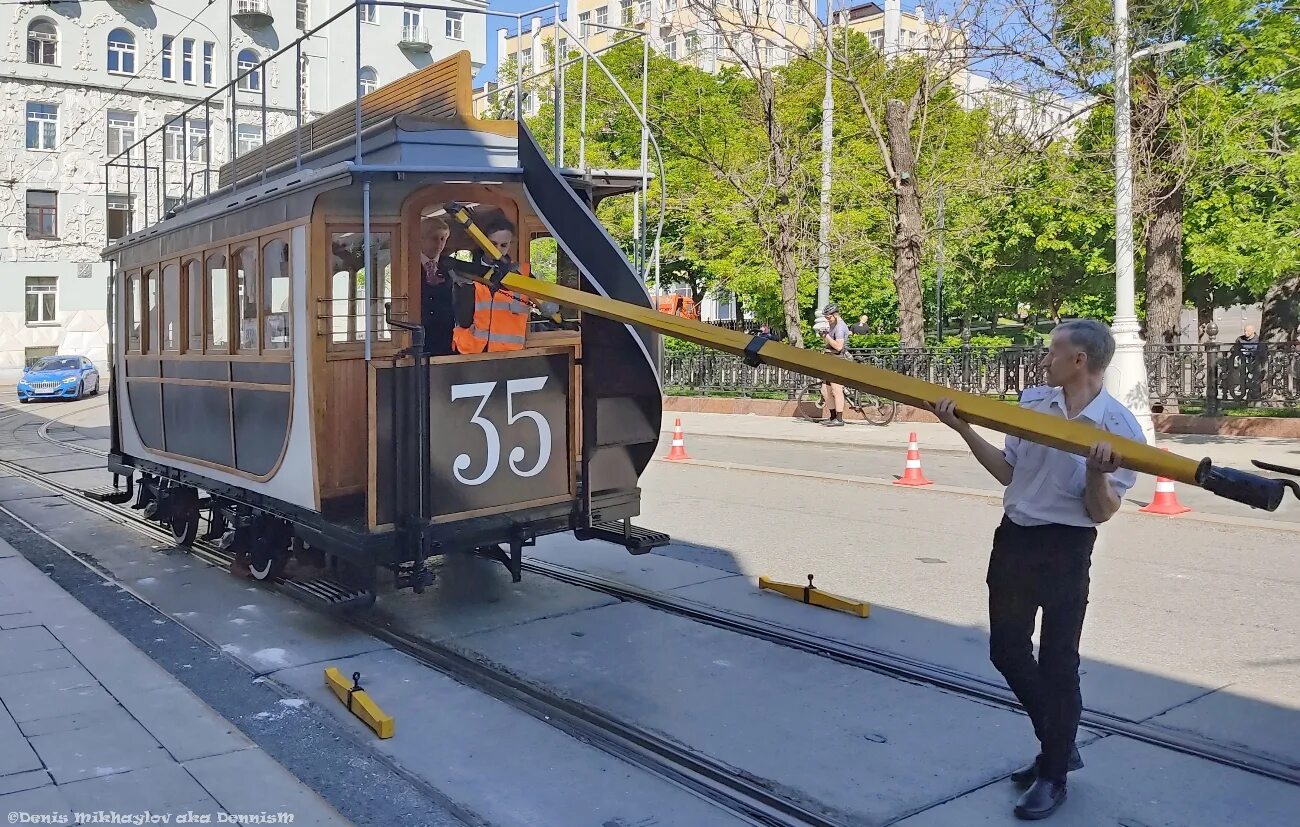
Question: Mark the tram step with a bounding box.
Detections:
[82,487,134,505]
[574,521,670,555]
[279,577,375,612]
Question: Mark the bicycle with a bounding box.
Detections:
[793,377,898,426]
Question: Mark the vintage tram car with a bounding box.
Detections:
[101,53,666,605]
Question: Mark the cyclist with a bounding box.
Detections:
[816,303,851,426]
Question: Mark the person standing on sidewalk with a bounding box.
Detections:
[817,303,851,426]
[930,319,1145,821]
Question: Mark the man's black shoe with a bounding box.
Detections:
[1010,747,1083,787]
[1014,778,1066,820]
[825,417,845,427]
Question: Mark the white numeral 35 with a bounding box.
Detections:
[451,377,552,486]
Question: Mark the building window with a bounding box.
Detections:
[664,30,677,59]
[784,0,798,22]
[638,0,650,20]
[107,194,133,240]
[27,19,57,65]
[558,37,568,58]
[236,123,262,156]
[203,42,216,86]
[403,6,421,31]
[26,191,57,239]
[182,38,196,84]
[445,10,464,40]
[237,49,261,91]
[663,0,677,10]
[684,29,699,55]
[26,102,58,150]
[868,30,884,51]
[164,196,182,216]
[108,28,135,75]
[162,35,174,80]
[578,11,590,36]
[106,110,136,157]
[596,6,608,26]
[25,278,58,325]
[358,66,378,96]
[165,119,207,162]
[298,54,310,114]
[520,47,532,70]
[25,347,58,368]
[620,0,634,25]
[296,0,310,30]
[360,2,377,23]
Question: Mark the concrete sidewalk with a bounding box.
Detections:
[660,411,1300,472]
[0,538,349,825]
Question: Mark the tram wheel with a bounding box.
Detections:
[248,526,290,582]
[169,489,200,547]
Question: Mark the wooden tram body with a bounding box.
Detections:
[101,53,666,603]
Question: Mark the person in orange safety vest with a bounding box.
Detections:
[451,217,532,354]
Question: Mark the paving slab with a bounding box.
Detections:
[456,600,1037,824]
[0,770,51,796]
[183,749,351,826]
[0,665,120,724]
[273,646,754,827]
[894,733,1300,826]
[0,443,77,461]
[531,533,738,592]
[372,552,619,643]
[116,683,254,762]
[0,477,60,502]
[59,762,222,820]
[0,784,75,825]
[5,454,106,474]
[0,646,77,678]
[28,712,173,784]
[17,702,140,739]
[0,625,62,659]
[0,726,42,777]
[1145,669,1300,767]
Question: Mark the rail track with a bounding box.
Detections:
[1,397,1295,820]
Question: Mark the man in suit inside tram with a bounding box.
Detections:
[419,215,454,356]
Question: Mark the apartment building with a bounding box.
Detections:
[0,0,486,371]
[490,0,819,115]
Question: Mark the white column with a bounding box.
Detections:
[883,0,901,56]
[1105,0,1155,442]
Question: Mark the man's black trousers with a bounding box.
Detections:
[987,516,1095,781]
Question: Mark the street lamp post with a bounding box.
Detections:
[1106,0,1156,443]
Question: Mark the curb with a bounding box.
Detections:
[657,428,977,456]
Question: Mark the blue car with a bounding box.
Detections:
[17,355,101,402]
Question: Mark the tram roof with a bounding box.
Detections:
[103,51,649,263]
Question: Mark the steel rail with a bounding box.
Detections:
[522,559,1300,787]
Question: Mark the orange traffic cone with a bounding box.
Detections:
[1140,449,1191,515]
[894,432,933,486]
[664,418,692,461]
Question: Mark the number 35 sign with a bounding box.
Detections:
[429,353,571,516]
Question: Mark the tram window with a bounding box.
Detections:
[262,238,290,351]
[126,272,141,351]
[329,231,392,345]
[143,269,158,353]
[529,235,557,282]
[161,263,180,351]
[206,252,229,351]
[233,246,258,352]
[185,259,203,352]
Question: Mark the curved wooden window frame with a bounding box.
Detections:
[204,249,231,355]
[183,257,203,354]
[322,222,401,357]
[258,232,293,358]
[231,244,260,355]
[160,259,182,353]
[124,269,142,354]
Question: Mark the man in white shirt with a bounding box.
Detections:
[932,319,1145,820]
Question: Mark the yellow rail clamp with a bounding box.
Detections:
[447,205,1298,513]
[759,574,870,619]
[324,667,394,739]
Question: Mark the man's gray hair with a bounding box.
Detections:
[1055,319,1115,373]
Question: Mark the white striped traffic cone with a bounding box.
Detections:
[1140,450,1191,515]
[664,418,692,461]
[894,432,933,486]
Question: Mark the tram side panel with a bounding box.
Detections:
[112,228,318,513]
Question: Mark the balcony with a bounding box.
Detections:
[399,24,432,52]
[232,0,273,26]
